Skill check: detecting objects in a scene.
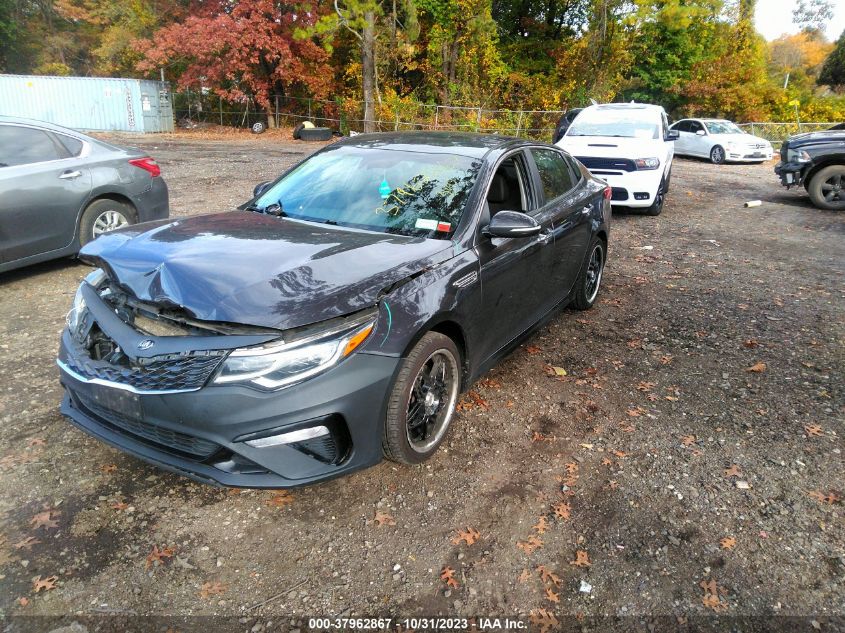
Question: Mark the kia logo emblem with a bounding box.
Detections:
[137,339,155,351]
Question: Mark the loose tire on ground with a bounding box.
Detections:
[571,236,606,310]
[382,332,461,465]
[78,199,136,247]
[251,122,266,134]
[807,164,845,210]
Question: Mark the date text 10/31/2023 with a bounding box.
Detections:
[307,617,528,630]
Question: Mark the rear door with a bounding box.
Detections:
[0,124,92,263]
[527,147,593,309]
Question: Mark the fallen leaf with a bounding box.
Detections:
[525,345,542,354]
[27,438,46,447]
[700,578,728,612]
[516,536,543,554]
[720,537,736,550]
[451,526,480,545]
[612,450,627,458]
[374,511,396,527]
[14,536,40,550]
[32,575,58,593]
[145,545,175,570]
[467,391,489,409]
[440,566,459,589]
[111,501,129,511]
[636,381,656,392]
[627,339,642,349]
[17,596,29,606]
[199,581,226,599]
[681,435,696,447]
[660,355,673,365]
[265,491,294,508]
[745,362,767,373]
[100,464,117,473]
[544,586,560,603]
[808,491,840,505]
[529,608,559,633]
[569,550,591,567]
[518,568,532,583]
[743,339,759,348]
[30,510,60,531]
[601,457,613,466]
[550,366,567,377]
[532,516,549,535]
[536,565,561,587]
[552,502,571,520]
[723,464,742,478]
[804,424,823,437]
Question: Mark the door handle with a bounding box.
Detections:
[59,170,82,180]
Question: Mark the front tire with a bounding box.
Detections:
[79,199,135,247]
[710,145,726,164]
[382,332,461,465]
[571,237,606,310]
[808,165,845,210]
[645,178,666,216]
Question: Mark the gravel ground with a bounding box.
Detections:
[0,131,842,632]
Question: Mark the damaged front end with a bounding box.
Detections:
[58,269,396,487]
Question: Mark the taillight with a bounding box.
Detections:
[603,186,612,201]
[129,157,161,178]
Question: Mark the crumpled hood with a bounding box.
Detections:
[557,135,665,158]
[80,211,454,330]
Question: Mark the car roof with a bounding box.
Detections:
[0,115,92,139]
[331,131,536,158]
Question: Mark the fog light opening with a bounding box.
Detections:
[245,425,331,448]
[634,192,650,200]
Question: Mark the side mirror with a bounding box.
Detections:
[666,129,680,141]
[253,181,272,198]
[695,130,706,136]
[482,211,542,239]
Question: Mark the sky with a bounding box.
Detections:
[755,0,845,42]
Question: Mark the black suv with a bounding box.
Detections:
[774,130,845,210]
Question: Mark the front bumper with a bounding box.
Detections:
[58,329,399,488]
[774,160,806,188]
[726,148,773,162]
[597,170,663,208]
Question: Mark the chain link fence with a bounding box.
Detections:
[173,91,566,140]
[737,122,838,148]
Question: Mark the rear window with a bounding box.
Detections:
[0,125,67,167]
[254,146,482,238]
[56,133,84,156]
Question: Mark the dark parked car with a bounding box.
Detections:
[0,116,169,273]
[57,132,611,488]
[774,129,845,210]
[551,108,583,144]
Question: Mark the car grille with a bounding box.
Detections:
[64,337,225,392]
[576,157,637,172]
[73,390,221,459]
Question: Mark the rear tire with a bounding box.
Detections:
[382,332,461,465]
[571,236,606,310]
[79,199,136,246]
[807,165,845,210]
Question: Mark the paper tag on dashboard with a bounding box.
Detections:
[436,221,451,232]
[415,218,438,230]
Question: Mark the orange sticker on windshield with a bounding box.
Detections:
[437,222,451,232]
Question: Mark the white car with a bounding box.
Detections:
[556,103,677,216]
[669,118,773,164]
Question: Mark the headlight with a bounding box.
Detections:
[213,312,376,390]
[787,148,811,163]
[634,157,660,170]
[66,268,106,332]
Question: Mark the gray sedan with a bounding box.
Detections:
[0,116,169,273]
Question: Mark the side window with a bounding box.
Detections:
[485,154,530,217]
[56,133,84,157]
[675,120,690,133]
[530,148,576,204]
[0,125,67,167]
[689,121,703,134]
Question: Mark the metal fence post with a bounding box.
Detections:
[475,107,482,132]
[516,110,524,137]
[307,98,312,121]
[395,110,399,131]
[219,96,223,126]
[434,106,439,130]
[187,87,191,120]
[275,95,279,128]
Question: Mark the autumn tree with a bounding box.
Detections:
[138,0,331,127]
[819,30,845,91]
[792,0,834,34]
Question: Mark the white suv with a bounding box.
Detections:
[556,103,678,216]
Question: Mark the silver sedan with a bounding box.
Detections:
[0,116,169,273]
[669,118,773,164]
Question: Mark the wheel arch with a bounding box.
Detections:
[804,159,845,191]
[75,193,139,246]
[400,317,470,391]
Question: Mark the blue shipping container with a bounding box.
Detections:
[0,74,174,133]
